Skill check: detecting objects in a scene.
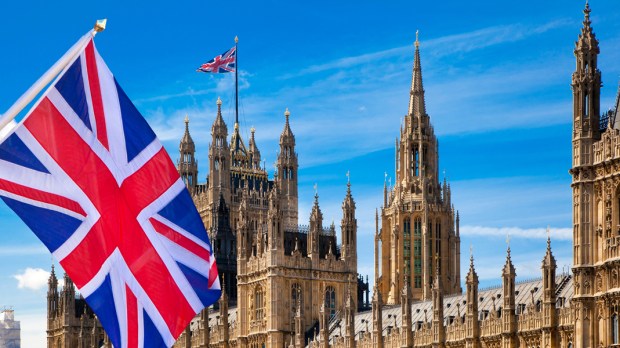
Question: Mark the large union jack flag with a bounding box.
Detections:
[196,46,236,73]
[0,39,221,347]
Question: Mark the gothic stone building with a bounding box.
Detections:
[48,3,620,348]
[173,93,366,347]
[377,32,461,305]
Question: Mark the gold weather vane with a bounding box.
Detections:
[314,183,318,196]
[415,30,420,47]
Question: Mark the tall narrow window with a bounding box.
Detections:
[414,149,419,177]
[612,313,619,345]
[325,286,336,320]
[403,218,411,285]
[413,218,422,288]
[584,92,590,118]
[255,286,265,321]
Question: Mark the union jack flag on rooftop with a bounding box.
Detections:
[197,46,236,73]
[0,38,221,347]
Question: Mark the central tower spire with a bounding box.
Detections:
[380,32,460,304]
[408,30,427,118]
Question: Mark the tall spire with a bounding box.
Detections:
[408,30,427,117]
[576,0,598,52]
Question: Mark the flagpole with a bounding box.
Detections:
[0,19,107,132]
[234,36,239,125]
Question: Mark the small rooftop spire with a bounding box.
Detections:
[415,30,420,48]
[280,108,295,140]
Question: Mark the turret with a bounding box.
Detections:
[319,298,329,348]
[200,308,210,348]
[432,260,445,348]
[219,276,229,348]
[178,114,198,191]
[542,234,558,348]
[308,193,322,258]
[47,265,58,320]
[570,4,600,347]
[572,1,601,156]
[372,287,384,348]
[401,279,413,347]
[248,126,261,169]
[341,180,357,268]
[344,282,355,348]
[465,254,480,348]
[208,97,230,205]
[277,108,299,229]
[62,272,75,319]
[501,243,517,348]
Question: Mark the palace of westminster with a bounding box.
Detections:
[45,3,620,348]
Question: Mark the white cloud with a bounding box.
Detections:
[460,225,572,241]
[13,268,49,291]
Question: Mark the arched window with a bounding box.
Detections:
[612,313,619,345]
[325,286,336,320]
[255,286,265,321]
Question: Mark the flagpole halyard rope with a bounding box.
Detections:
[0,19,107,132]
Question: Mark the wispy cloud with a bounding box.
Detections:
[13,268,49,291]
[461,225,572,240]
[424,19,573,58]
[281,19,574,79]
[0,245,46,256]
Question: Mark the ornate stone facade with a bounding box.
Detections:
[46,3,620,348]
[46,266,110,348]
[377,32,461,305]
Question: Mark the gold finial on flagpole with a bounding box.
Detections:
[94,19,107,33]
[235,36,239,44]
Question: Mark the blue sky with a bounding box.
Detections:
[1,0,619,346]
